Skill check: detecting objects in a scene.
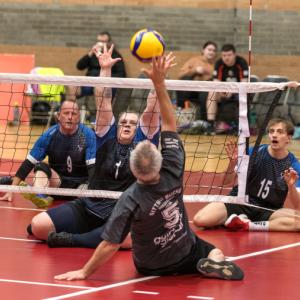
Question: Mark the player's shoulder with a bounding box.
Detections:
[78,123,96,136]
[43,124,60,137]
[288,150,300,163]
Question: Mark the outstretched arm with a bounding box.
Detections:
[142,53,177,132]
[55,240,120,281]
[139,89,160,138]
[94,44,122,136]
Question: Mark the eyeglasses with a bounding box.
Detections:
[118,120,138,127]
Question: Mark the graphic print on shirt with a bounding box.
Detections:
[151,187,184,249]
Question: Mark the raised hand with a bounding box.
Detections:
[142,52,176,85]
[283,167,299,187]
[225,140,238,160]
[94,43,121,69]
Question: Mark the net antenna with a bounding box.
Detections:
[248,0,253,82]
[0,73,290,204]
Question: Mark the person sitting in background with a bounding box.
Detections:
[205,44,248,135]
[54,54,244,282]
[26,44,161,249]
[193,118,300,232]
[176,41,217,129]
[0,99,96,208]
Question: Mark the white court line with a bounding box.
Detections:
[0,278,93,290]
[187,296,214,300]
[0,236,42,243]
[0,205,45,212]
[133,290,159,295]
[227,241,300,261]
[43,276,159,300]
[43,241,300,299]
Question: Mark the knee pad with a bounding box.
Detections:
[34,162,52,179]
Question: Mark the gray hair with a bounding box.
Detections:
[130,140,162,180]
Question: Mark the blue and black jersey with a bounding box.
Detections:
[248,144,300,209]
[85,120,160,219]
[17,124,96,183]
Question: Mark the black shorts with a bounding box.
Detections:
[136,236,215,276]
[60,176,87,189]
[47,198,105,233]
[224,203,274,222]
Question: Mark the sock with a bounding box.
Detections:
[249,221,269,231]
[72,226,105,248]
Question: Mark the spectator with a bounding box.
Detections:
[176,41,217,122]
[0,99,96,208]
[26,44,161,248]
[206,44,248,135]
[76,31,126,120]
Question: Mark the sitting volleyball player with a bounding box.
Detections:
[193,117,300,232]
[54,55,244,282]
[27,43,161,248]
[0,99,96,208]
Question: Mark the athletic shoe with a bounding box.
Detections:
[197,258,244,280]
[225,214,250,231]
[23,193,53,209]
[47,232,74,248]
[27,224,33,235]
[204,123,216,136]
[215,121,232,134]
[0,176,13,185]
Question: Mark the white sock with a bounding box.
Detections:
[249,221,269,231]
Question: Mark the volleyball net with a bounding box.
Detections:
[0,73,295,204]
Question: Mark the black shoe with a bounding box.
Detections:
[197,258,244,280]
[0,176,12,185]
[47,231,74,248]
[204,124,216,136]
[27,224,33,235]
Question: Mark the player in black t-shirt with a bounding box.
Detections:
[205,44,248,135]
[54,54,244,282]
[27,44,160,248]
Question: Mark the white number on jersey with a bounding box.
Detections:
[161,201,180,229]
[257,178,272,199]
[67,156,72,173]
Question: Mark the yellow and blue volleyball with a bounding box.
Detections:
[130,29,165,63]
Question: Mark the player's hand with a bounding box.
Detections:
[142,52,176,85]
[54,269,87,281]
[283,168,299,187]
[0,192,13,202]
[225,140,238,161]
[94,43,121,69]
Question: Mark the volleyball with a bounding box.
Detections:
[130,29,165,63]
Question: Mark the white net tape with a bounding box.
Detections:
[0,73,292,203]
[0,73,288,92]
